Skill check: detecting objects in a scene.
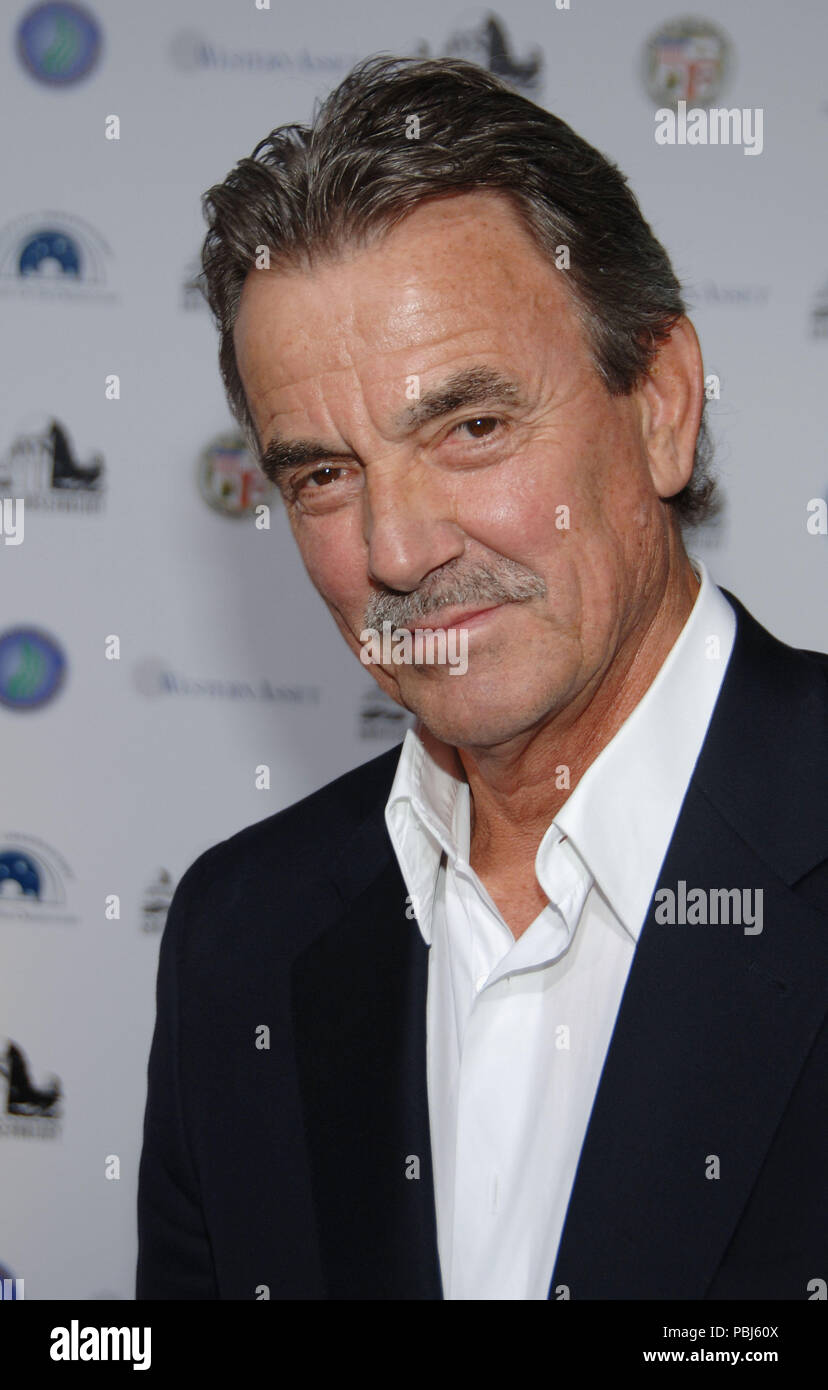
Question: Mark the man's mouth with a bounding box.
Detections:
[397,604,504,632]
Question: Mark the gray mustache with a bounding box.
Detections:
[364,560,547,628]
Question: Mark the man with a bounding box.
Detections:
[137,56,828,1300]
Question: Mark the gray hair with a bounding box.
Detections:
[200,54,718,527]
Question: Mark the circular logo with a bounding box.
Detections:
[196,434,276,519]
[644,17,731,109]
[17,2,102,87]
[0,628,67,710]
[18,230,82,278]
[0,850,42,898]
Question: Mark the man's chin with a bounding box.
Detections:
[400,682,546,752]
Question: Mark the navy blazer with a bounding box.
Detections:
[136,589,828,1299]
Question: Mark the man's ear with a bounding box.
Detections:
[635,316,704,500]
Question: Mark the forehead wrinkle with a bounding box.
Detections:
[258,361,528,486]
[256,355,399,485]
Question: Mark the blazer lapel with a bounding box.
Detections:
[290,800,443,1299]
[549,787,827,1298]
[550,593,828,1299]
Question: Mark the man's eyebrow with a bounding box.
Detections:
[259,437,353,488]
[258,366,526,486]
[395,366,526,432]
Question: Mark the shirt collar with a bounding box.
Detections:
[553,556,735,938]
[385,728,468,942]
[385,558,736,943]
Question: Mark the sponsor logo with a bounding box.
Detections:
[181,256,208,312]
[644,16,731,109]
[170,29,360,78]
[141,869,175,933]
[811,280,828,338]
[0,1039,62,1137]
[132,658,320,705]
[0,418,105,513]
[196,434,276,518]
[358,685,415,741]
[0,833,79,924]
[416,10,543,95]
[16,1,102,87]
[690,281,770,307]
[0,627,67,710]
[0,211,115,301]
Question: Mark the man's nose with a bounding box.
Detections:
[362,459,465,593]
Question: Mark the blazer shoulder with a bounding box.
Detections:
[714,588,828,741]
[698,589,828,885]
[720,586,828,690]
[162,742,403,941]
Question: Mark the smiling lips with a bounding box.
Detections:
[398,604,505,632]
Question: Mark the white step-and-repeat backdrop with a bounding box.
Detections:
[1,0,826,1299]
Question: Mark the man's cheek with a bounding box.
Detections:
[297,540,349,602]
[300,517,363,579]
[325,596,370,654]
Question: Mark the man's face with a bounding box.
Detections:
[233,190,682,749]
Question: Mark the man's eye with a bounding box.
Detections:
[454,416,501,440]
[300,465,348,489]
[288,464,362,513]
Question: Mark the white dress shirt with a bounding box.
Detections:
[384,558,737,1300]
